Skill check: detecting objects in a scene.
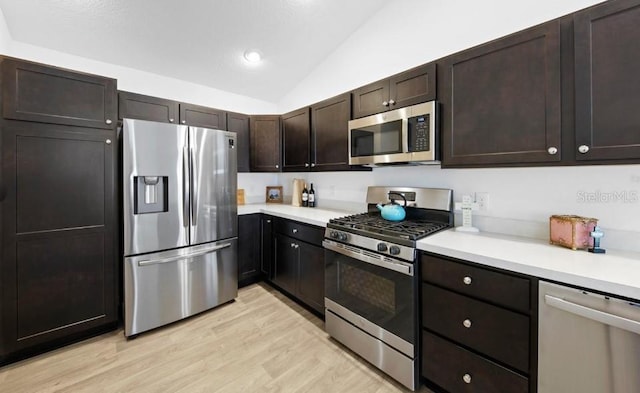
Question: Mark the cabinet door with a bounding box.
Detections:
[179,103,226,130]
[282,108,311,172]
[352,79,390,118]
[260,215,273,278]
[441,21,562,166]
[272,234,298,295]
[297,242,325,315]
[574,0,640,161]
[228,112,251,173]
[1,121,117,356]
[1,58,116,129]
[389,63,436,109]
[118,91,179,124]
[249,115,281,172]
[238,214,262,287]
[311,93,352,171]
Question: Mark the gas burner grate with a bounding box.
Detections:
[329,212,449,241]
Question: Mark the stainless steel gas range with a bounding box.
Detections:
[323,186,453,391]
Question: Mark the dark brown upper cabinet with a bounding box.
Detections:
[352,63,436,118]
[311,93,358,171]
[227,111,250,173]
[250,115,281,172]
[118,91,179,124]
[1,57,116,129]
[179,103,226,130]
[574,0,640,162]
[440,21,562,167]
[282,108,311,172]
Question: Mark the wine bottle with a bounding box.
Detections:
[308,183,315,207]
[302,183,309,207]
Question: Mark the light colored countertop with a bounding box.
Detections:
[238,204,350,227]
[417,230,640,300]
[239,204,640,300]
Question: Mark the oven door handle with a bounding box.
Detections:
[323,240,413,276]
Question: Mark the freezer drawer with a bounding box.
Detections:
[124,239,238,336]
[538,281,640,393]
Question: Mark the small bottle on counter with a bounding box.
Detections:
[309,183,315,207]
[302,183,309,207]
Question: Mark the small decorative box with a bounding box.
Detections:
[549,215,598,250]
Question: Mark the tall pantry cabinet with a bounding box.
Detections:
[0,57,118,363]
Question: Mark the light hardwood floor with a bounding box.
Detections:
[0,283,434,393]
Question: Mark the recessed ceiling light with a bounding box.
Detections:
[243,50,262,63]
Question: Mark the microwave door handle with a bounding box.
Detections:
[323,240,413,276]
[402,116,410,153]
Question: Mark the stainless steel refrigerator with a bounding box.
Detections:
[122,118,238,337]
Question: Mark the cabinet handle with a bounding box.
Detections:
[462,374,472,384]
[578,145,590,154]
[105,139,112,145]
[382,101,389,107]
[292,229,298,233]
[389,99,396,106]
[311,163,315,167]
[169,118,174,123]
[305,163,309,167]
[181,120,186,124]
[463,319,472,328]
[290,243,295,248]
[547,146,558,155]
[105,119,112,125]
[275,165,279,169]
[267,220,271,223]
[463,276,472,285]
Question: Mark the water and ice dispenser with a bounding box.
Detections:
[134,176,168,214]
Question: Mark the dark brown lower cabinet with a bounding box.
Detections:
[422,330,528,393]
[271,218,324,315]
[0,121,117,362]
[238,214,263,287]
[421,253,537,392]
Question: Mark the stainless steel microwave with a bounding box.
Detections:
[348,101,437,166]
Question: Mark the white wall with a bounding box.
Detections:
[278,0,604,112]
[0,8,11,53]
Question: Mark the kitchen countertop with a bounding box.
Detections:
[239,204,640,300]
[238,204,350,227]
[417,230,640,301]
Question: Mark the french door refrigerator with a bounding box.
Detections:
[122,118,238,337]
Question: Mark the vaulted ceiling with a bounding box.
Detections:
[0,0,390,102]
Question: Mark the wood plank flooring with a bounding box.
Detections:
[0,283,434,392]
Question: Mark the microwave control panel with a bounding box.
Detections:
[408,115,430,152]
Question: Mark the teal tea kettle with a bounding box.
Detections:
[376,192,407,222]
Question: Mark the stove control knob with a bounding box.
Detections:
[330,231,339,239]
[389,246,401,256]
[338,232,348,241]
[377,243,388,252]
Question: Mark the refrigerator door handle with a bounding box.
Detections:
[183,146,190,228]
[191,146,198,226]
[137,242,233,266]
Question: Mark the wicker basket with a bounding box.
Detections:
[549,215,598,250]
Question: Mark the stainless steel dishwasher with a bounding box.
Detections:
[538,281,640,393]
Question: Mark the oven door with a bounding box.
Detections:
[323,239,415,355]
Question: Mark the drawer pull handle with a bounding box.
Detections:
[292,228,298,233]
[463,319,472,328]
[463,373,472,384]
[463,276,472,285]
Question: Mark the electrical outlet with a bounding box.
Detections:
[475,192,490,211]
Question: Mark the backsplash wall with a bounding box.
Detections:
[240,164,640,253]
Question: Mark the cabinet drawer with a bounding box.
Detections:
[421,253,530,313]
[422,330,528,393]
[422,283,529,373]
[273,218,323,246]
[2,58,116,129]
